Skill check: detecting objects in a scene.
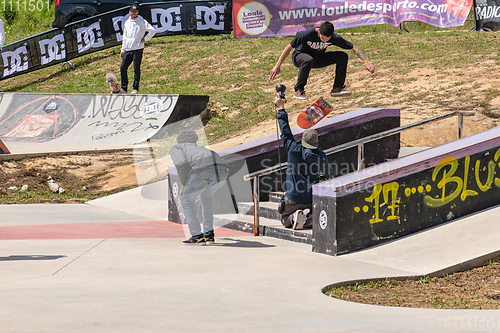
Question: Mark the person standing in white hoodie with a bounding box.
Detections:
[120,4,156,94]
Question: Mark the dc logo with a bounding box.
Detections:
[151,7,182,33]
[319,210,328,230]
[172,182,179,198]
[112,14,130,42]
[39,34,66,65]
[2,46,29,77]
[44,101,59,113]
[140,98,163,118]
[76,22,105,53]
[196,5,225,31]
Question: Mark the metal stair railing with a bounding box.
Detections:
[244,111,475,236]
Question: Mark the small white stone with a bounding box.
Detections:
[48,182,60,193]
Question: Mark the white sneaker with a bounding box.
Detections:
[330,86,352,97]
[292,210,305,230]
[293,90,309,100]
[131,89,138,94]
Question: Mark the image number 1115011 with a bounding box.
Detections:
[1,0,50,12]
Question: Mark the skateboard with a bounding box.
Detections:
[297,97,333,129]
[106,72,125,93]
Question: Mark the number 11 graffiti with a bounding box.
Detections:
[354,147,500,224]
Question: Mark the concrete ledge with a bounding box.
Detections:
[313,126,500,255]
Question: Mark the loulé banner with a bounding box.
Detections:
[232,0,473,38]
[474,0,500,30]
[0,0,231,80]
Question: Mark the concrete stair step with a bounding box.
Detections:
[237,201,280,220]
[215,213,312,245]
[268,192,284,203]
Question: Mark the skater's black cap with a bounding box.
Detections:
[129,4,139,11]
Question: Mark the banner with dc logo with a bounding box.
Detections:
[474,0,500,30]
[0,1,232,80]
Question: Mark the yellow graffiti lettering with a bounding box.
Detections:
[461,156,478,201]
[494,148,500,162]
[494,148,500,188]
[365,183,383,224]
[424,157,463,207]
[475,159,495,192]
[383,182,400,221]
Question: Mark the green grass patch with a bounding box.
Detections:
[1,9,494,142]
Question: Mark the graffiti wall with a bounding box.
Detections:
[313,127,500,255]
[0,93,206,146]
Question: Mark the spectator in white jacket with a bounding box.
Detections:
[120,4,156,94]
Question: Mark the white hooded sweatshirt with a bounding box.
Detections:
[120,15,156,53]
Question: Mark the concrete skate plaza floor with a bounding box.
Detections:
[1,202,500,332]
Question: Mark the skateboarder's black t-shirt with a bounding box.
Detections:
[290,27,353,60]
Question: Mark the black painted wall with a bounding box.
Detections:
[313,145,500,255]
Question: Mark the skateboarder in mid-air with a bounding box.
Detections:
[269,21,375,100]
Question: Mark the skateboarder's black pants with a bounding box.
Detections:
[292,51,348,92]
[120,49,143,92]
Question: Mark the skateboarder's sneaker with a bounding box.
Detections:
[330,85,352,97]
[293,90,309,100]
[182,234,206,245]
[303,212,313,228]
[204,236,215,245]
[292,210,305,230]
[204,230,215,245]
[131,89,138,94]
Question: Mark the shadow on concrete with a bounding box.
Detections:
[215,239,276,248]
[0,255,67,261]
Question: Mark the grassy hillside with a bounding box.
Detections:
[2,1,55,42]
[2,9,498,143]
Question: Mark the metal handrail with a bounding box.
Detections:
[244,110,475,235]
